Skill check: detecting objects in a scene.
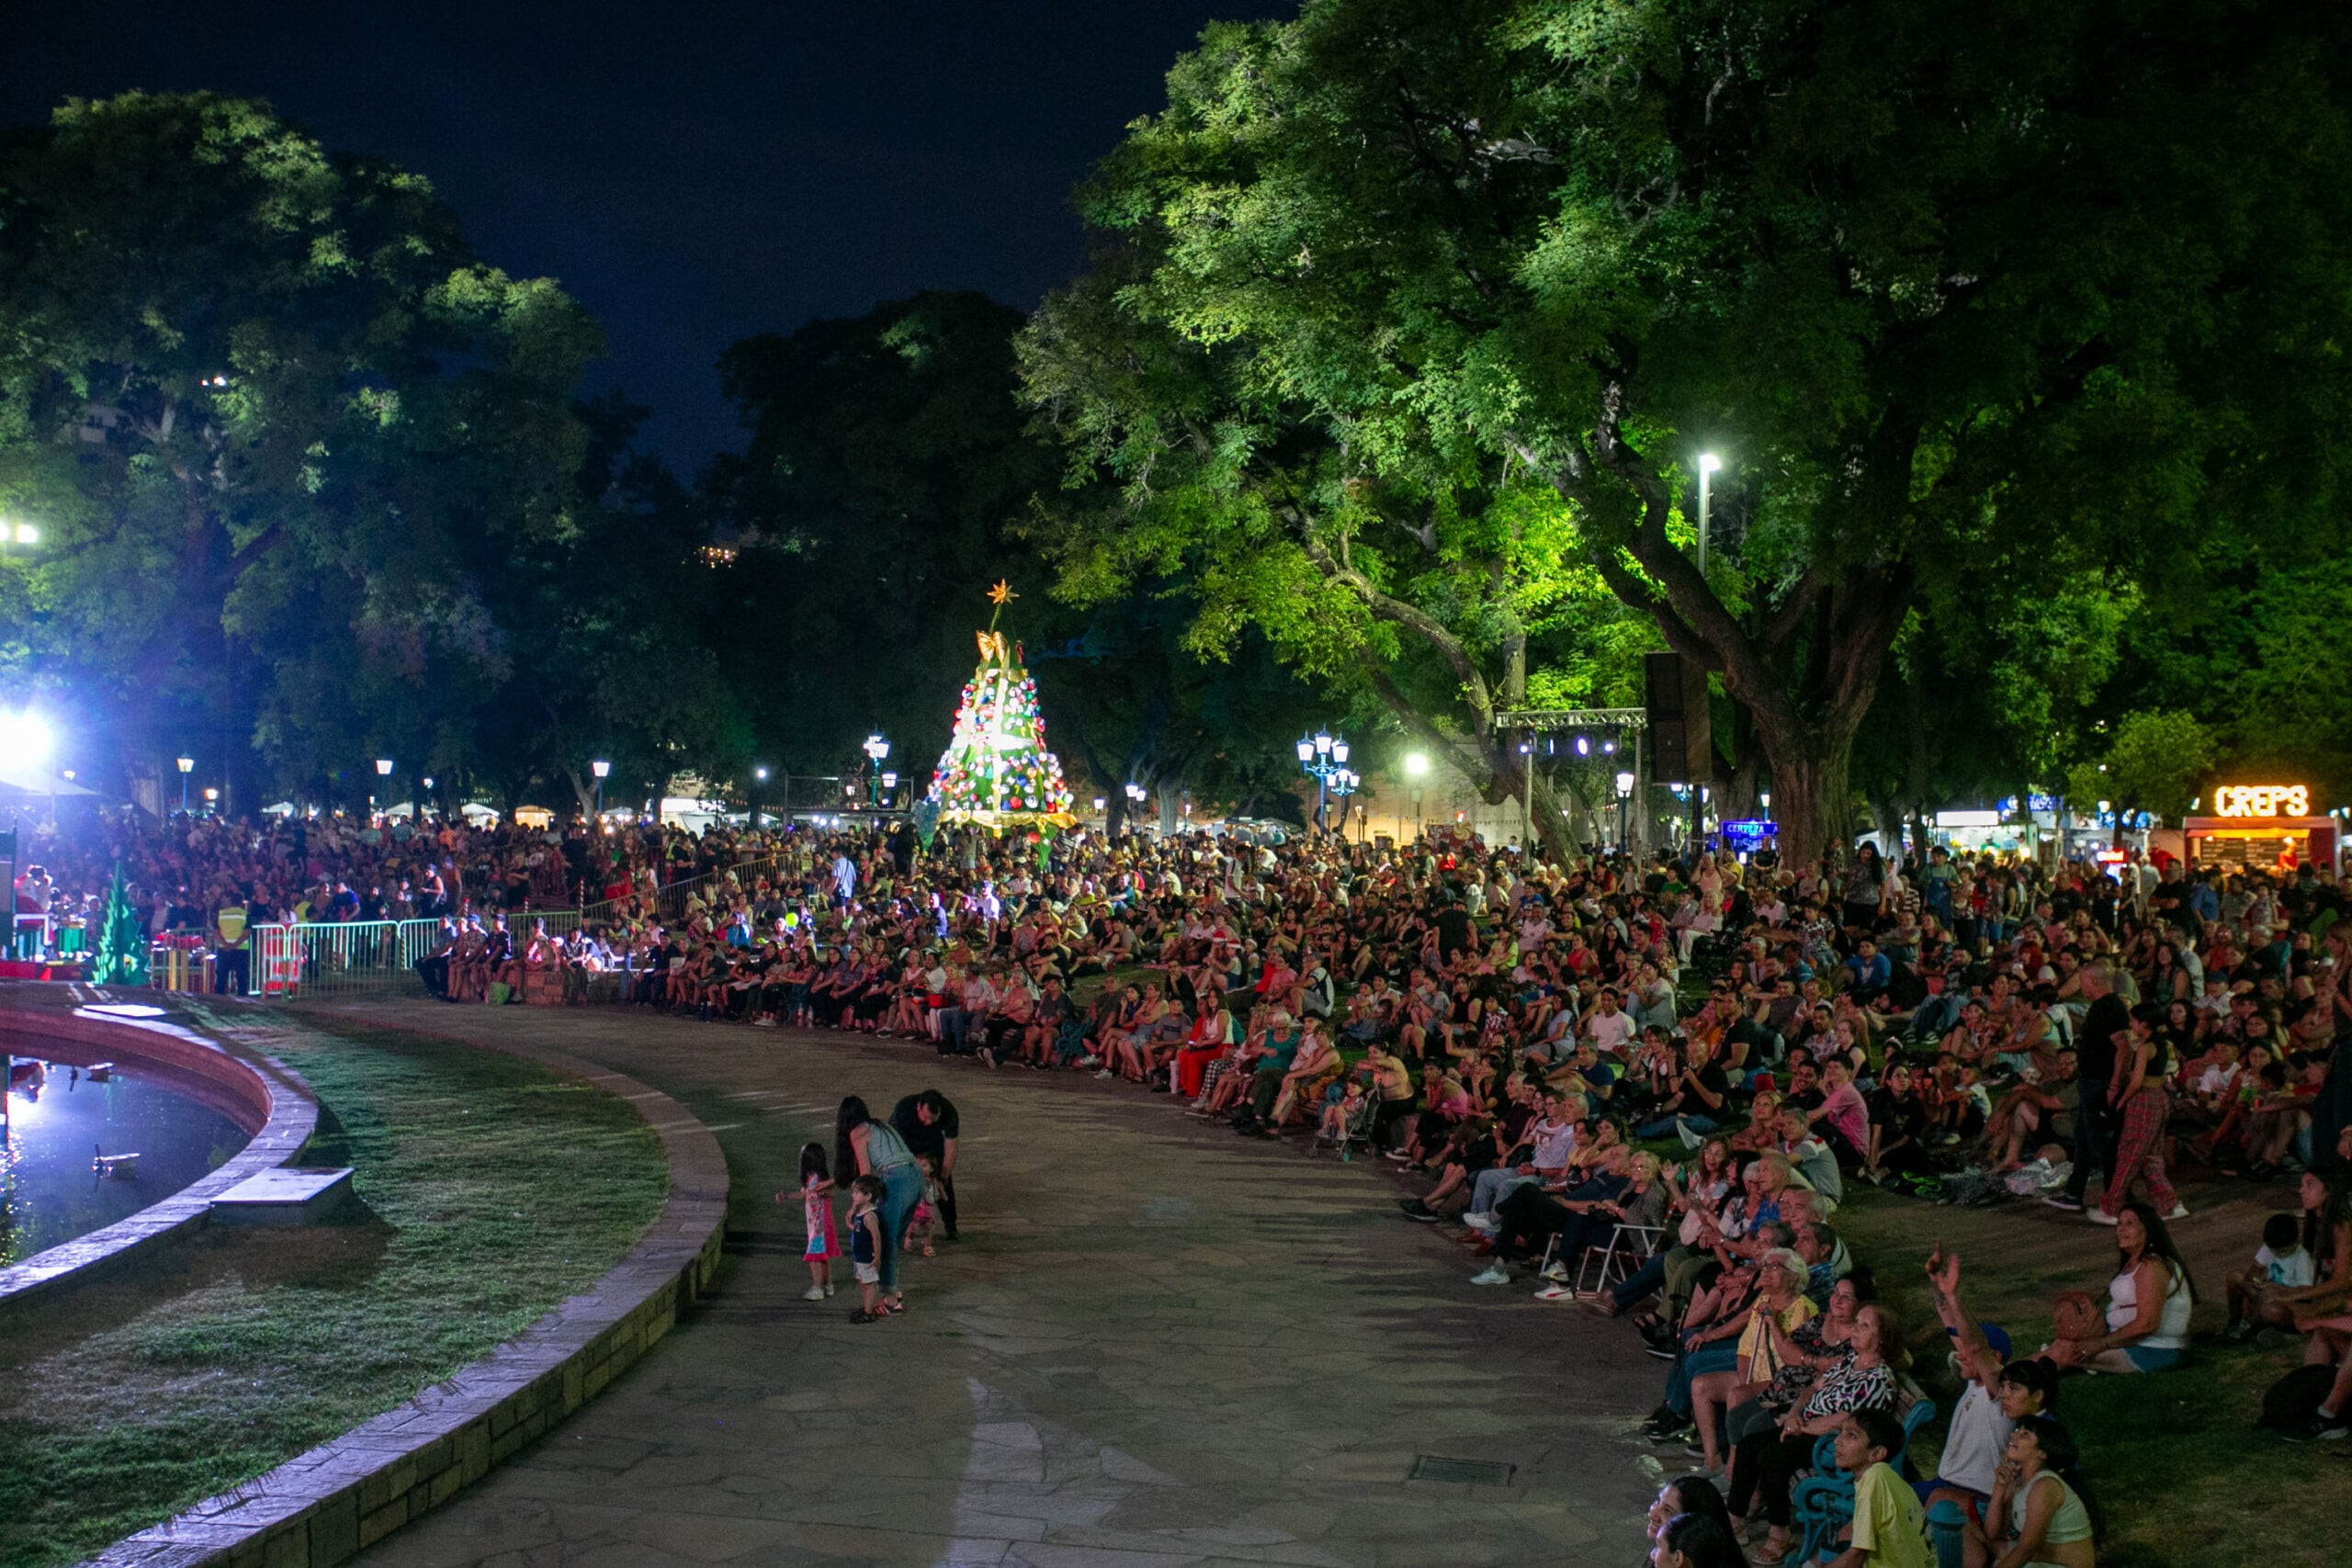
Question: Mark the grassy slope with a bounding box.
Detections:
[0,1014,668,1568]
[1833,1185,2338,1568]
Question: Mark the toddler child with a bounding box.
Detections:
[846,1174,888,1323]
[903,1155,943,1258]
[1318,1077,1367,1146]
[775,1142,837,1302]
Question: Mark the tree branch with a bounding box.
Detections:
[1299,530,1494,723]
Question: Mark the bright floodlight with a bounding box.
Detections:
[754,766,770,781]
[1404,752,1430,777]
[0,710,53,769]
[1698,453,1722,473]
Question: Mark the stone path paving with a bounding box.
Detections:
[326,1003,1663,1568]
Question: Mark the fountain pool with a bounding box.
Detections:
[3,1060,254,1263]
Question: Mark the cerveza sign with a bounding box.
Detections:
[2212,784,2311,818]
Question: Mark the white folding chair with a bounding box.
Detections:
[1573,1223,1666,1295]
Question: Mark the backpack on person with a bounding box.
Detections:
[2258,1363,2339,1429]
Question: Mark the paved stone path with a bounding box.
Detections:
[327,1003,1662,1568]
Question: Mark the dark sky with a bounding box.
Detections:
[1,1,1263,472]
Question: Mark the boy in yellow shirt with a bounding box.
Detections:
[1830,1408,1931,1568]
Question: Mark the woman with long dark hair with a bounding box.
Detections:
[834,1094,922,1315]
[2051,1201,2193,1374]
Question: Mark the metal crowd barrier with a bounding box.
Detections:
[249,910,587,999]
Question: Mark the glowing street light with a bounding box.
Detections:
[1696,451,1722,576]
[176,754,195,815]
[591,758,610,818]
[1404,751,1430,845]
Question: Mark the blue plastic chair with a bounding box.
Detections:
[1789,1399,1938,1564]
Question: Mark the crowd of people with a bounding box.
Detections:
[15,802,2352,1562]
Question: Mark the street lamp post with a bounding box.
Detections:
[591,759,610,820]
[1124,780,1147,834]
[1614,770,1635,853]
[176,755,194,816]
[1296,730,1351,834]
[863,733,890,807]
[1696,452,1722,577]
[1404,751,1430,844]
[1517,739,1535,853]
[752,765,769,829]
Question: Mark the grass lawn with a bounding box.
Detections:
[1832,1183,2340,1568]
[0,1010,668,1568]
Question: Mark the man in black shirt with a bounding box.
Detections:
[1435,899,1474,963]
[2050,963,2128,1213]
[889,1089,961,1240]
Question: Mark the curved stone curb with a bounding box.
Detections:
[0,989,318,1311]
[82,1015,729,1568]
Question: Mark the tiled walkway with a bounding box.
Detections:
[330,1003,1659,1568]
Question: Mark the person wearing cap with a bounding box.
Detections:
[1922,1246,2054,1522]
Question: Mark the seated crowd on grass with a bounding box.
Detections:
[18,806,2352,1562]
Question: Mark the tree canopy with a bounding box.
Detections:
[1020,0,2352,861]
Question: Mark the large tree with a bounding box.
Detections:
[1021,251,1659,862]
[1023,0,2352,863]
[0,93,607,810]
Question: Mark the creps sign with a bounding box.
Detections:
[2211,784,2311,818]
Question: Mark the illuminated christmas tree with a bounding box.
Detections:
[927,581,1077,831]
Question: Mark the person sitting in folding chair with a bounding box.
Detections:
[1535,1151,1671,1297]
[1471,1144,1635,1286]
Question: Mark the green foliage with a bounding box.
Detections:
[0,92,723,811]
[1024,0,2352,859]
[2065,709,2218,823]
[711,291,1058,777]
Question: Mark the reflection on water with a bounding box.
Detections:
[2,1061,249,1263]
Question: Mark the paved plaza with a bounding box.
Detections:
[327,1002,1660,1568]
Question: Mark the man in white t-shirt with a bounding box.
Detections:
[1585,988,1638,1054]
[1921,1247,2056,1513]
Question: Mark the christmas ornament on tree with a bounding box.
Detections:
[927,581,1078,833]
[90,863,150,987]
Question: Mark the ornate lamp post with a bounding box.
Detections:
[1296,730,1351,833]
[176,755,195,815]
[591,759,610,820]
[863,733,890,807]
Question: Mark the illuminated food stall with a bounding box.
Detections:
[2177,784,2338,874]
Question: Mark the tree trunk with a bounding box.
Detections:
[1758,739,1854,870]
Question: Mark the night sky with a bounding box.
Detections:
[1,1,1263,472]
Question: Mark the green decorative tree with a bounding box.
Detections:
[89,863,149,987]
[926,582,1077,831]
